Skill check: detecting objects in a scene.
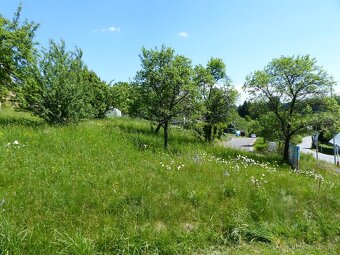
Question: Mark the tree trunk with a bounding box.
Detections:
[204,124,212,143]
[163,121,168,150]
[283,136,290,162]
[155,123,162,134]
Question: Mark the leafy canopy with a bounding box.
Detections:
[194,58,238,142]
[244,55,335,160]
[22,40,94,124]
[135,46,197,148]
[0,4,39,105]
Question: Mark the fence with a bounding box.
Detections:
[288,143,300,170]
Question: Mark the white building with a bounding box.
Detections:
[105,107,122,117]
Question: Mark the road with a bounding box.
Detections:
[224,137,257,152]
[297,136,338,164]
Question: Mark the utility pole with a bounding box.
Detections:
[312,132,319,161]
[333,133,337,165]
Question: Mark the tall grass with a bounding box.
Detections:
[0,111,339,254]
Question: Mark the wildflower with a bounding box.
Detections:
[13,140,19,145]
[223,170,230,177]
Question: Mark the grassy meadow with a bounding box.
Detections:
[0,109,339,254]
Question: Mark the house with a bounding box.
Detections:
[105,107,122,118]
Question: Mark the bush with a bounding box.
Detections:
[254,137,268,152]
[192,122,227,142]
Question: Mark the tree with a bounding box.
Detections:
[81,68,111,118]
[135,46,197,149]
[111,81,138,116]
[22,40,93,124]
[194,58,238,142]
[0,4,39,103]
[237,100,250,118]
[244,55,335,161]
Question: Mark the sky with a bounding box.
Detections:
[1,0,340,102]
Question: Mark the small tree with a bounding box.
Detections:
[135,46,197,149]
[244,55,335,161]
[22,40,93,124]
[194,58,238,142]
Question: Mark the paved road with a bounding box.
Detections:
[224,137,257,152]
[297,136,338,164]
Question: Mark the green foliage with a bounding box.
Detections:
[244,55,335,161]
[81,68,111,118]
[0,115,339,254]
[0,4,39,99]
[237,100,251,118]
[21,40,94,124]
[319,130,333,143]
[194,58,238,142]
[0,115,338,253]
[135,45,197,148]
[111,81,138,115]
[254,137,268,152]
[192,121,226,142]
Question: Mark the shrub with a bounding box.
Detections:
[254,137,268,152]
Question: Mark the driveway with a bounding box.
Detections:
[297,136,338,164]
[224,137,257,152]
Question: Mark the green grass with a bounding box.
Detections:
[0,110,339,254]
[0,107,45,127]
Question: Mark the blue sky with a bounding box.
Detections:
[2,0,340,101]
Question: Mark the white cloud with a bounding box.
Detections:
[178,32,188,38]
[93,26,121,33]
[108,26,121,32]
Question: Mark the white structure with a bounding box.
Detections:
[329,133,340,148]
[105,107,122,117]
[329,133,340,166]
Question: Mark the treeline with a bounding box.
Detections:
[0,6,239,148]
[1,6,339,159]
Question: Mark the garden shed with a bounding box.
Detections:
[105,107,122,117]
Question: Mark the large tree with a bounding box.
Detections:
[135,46,197,149]
[244,55,335,161]
[0,4,39,103]
[194,58,238,142]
